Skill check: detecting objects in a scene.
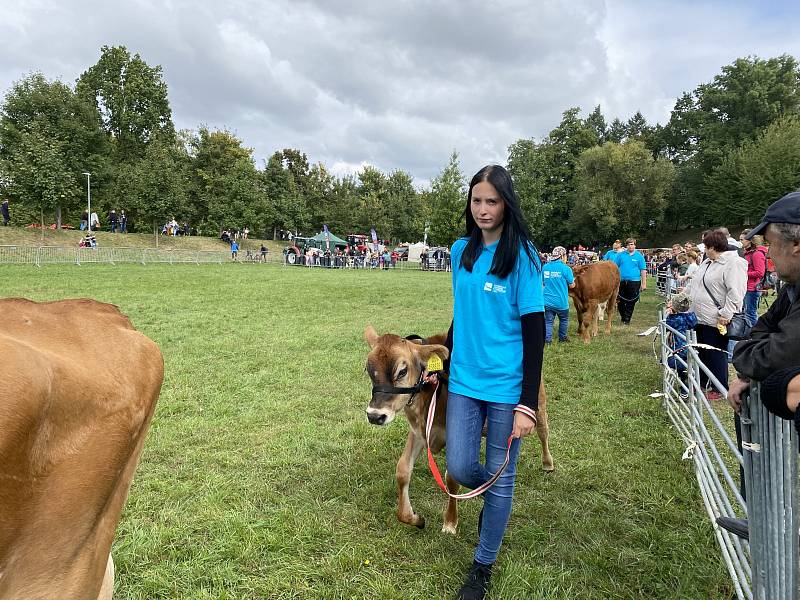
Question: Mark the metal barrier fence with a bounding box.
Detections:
[0,245,228,266]
[658,310,798,599]
[0,245,448,271]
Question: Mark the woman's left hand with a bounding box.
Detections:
[718,316,731,326]
[512,412,537,439]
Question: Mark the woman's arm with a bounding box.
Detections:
[516,312,545,419]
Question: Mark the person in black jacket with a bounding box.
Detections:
[719,190,800,541]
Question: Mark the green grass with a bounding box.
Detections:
[0,265,732,599]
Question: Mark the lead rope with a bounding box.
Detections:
[424,382,514,500]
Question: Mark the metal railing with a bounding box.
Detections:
[658,311,798,599]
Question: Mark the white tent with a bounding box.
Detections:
[407,242,427,263]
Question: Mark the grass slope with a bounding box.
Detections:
[0,225,285,254]
[0,264,730,599]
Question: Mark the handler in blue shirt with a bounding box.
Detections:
[542,246,575,342]
[603,239,622,261]
[613,237,647,324]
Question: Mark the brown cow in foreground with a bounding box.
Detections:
[364,326,553,534]
[569,261,621,344]
[0,299,163,600]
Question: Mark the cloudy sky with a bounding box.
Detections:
[2,0,799,186]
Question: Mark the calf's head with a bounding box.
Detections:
[363,325,448,426]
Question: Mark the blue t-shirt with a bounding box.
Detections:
[231,242,239,252]
[449,238,544,404]
[542,260,574,310]
[613,250,646,281]
[603,249,620,261]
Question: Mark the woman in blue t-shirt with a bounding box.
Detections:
[445,165,544,600]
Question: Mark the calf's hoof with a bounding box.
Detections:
[441,521,458,535]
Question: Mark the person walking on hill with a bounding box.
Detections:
[2,198,9,226]
[543,246,575,343]
[613,238,647,325]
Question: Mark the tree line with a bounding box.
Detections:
[1,46,799,247]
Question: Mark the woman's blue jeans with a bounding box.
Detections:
[743,291,760,327]
[545,307,569,342]
[446,391,522,565]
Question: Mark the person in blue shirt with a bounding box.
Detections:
[230,240,239,261]
[603,239,622,261]
[443,165,544,600]
[613,237,648,325]
[543,246,575,343]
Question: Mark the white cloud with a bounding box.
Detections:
[1,0,799,184]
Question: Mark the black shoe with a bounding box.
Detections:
[456,561,493,600]
[716,516,749,541]
[558,337,570,343]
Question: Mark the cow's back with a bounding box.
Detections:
[0,299,164,600]
[570,261,621,302]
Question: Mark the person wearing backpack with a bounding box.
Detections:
[740,229,767,327]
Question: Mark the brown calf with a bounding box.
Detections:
[0,299,163,600]
[569,261,621,344]
[364,326,553,534]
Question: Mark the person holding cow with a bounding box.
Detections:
[613,238,647,325]
[543,246,575,343]
[444,165,544,600]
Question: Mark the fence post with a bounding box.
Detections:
[742,382,799,600]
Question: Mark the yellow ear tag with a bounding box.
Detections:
[427,354,444,372]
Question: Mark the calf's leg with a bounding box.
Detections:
[536,384,554,471]
[441,471,460,534]
[395,430,426,528]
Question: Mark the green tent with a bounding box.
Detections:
[311,230,348,248]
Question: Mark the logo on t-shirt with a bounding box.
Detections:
[483,282,506,294]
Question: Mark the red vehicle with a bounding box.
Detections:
[347,234,370,253]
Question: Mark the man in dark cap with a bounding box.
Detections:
[718,190,800,540]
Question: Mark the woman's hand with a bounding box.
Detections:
[718,316,731,326]
[512,411,537,439]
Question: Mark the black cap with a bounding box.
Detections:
[746,190,800,239]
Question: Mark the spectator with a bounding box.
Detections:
[90,211,100,231]
[740,229,767,327]
[2,198,10,226]
[119,210,128,233]
[543,246,575,343]
[231,240,239,261]
[684,229,747,400]
[260,244,268,262]
[80,209,88,231]
[109,209,118,233]
[665,290,698,398]
[613,238,648,325]
[719,227,743,250]
[718,190,800,541]
[678,249,700,289]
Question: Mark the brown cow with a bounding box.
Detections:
[364,326,553,534]
[0,299,163,600]
[569,261,621,344]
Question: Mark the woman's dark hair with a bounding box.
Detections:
[460,165,539,278]
[702,229,728,253]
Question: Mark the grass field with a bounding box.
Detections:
[0,263,732,599]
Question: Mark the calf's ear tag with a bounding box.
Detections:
[427,354,444,372]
